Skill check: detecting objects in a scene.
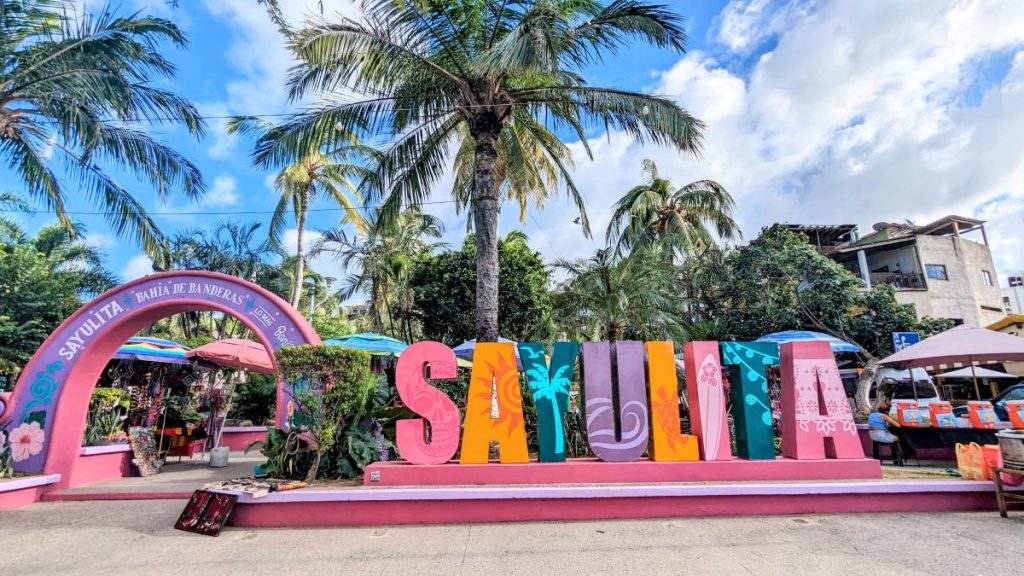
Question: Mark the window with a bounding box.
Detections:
[925,264,948,280]
[982,270,994,286]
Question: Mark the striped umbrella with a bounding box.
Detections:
[113,336,191,364]
[755,330,860,353]
[324,332,408,356]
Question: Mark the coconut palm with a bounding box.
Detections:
[0,220,117,296]
[553,246,685,342]
[607,159,739,259]
[0,0,205,253]
[251,0,703,341]
[228,117,370,308]
[316,207,444,341]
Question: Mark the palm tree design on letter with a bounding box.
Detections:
[526,356,573,456]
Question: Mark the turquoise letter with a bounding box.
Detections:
[519,342,579,462]
[721,342,779,460]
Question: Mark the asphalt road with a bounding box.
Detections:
[1,500,1022,575]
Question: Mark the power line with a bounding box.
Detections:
[1,198,460,217]
[25,100,561,126]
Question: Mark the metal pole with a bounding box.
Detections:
[971,357,981,400]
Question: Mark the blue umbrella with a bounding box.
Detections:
[113,336,191,364]
[324,332,408,356]
[452,338,522,368]
[755,330,860,353]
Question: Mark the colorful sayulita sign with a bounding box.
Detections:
[395,339,863,464]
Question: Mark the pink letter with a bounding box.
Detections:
[779,341,864,460]
[394,341,461,464]
[683,341,731,461]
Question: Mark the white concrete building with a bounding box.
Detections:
[786,216,1006,327]
[1003,276,1024,314]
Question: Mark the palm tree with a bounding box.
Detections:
[607,159,739,259]
[0,1,205,254]
[228,117,369,308]
[252,0,703,341]
[316,207,444,341]
[553,246,684,342]
[160,221,283,338]
[0,220,117,296]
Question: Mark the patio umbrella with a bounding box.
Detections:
[936,366,1017,380]
[755,330,860,353]
[324,332,408,356]
[452,338,522,369]
[185,339,275,374]
[113,336,191,365]
[879,324,1024,399]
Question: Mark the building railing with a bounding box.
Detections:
[853,271,926,290]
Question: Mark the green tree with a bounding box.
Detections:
[552,246,683,342]
[317,207,444,342]
[254,0,703,341]
[227,117,369,308]
[0,0,205,254]
[607,159,739,259]
[411,232,553,345]
[0,222,115,374]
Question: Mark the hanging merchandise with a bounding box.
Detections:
[128,426,162,476]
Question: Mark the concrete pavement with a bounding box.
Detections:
[1,499,1022,575]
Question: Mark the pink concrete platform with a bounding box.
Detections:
[68,445,134,487]
[218,426,268,451]
[222,479,1016,528]
[363,457,883,486]
[0,474,62,511]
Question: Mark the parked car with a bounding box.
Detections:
[871,367,943,411]
[952,381,1024,421]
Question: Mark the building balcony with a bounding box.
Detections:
[853,271,926,290]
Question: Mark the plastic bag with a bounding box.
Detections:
[955,442,987,480]
[982,444,1001,481]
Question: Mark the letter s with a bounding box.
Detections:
[394,341,461,464]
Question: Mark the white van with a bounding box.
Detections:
[869,367,942,413]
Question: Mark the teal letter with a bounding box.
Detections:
[519,342,579,462]
[721,342,779,460]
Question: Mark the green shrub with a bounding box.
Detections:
[272,345,379,482]
[230,373,275,425]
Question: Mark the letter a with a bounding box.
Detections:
[460,342,529,464]
[519,342,579,462]
[581,341,649,462]
[779,341,864,459]
[394,341,462,464]
[683,341,731,461]
[646,341,698,461]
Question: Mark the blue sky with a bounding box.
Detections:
[5,0,1024,292]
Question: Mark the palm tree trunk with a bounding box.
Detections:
[472,129,501,342]
[290,186,311,308]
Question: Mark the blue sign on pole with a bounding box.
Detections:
[892,332,920,352]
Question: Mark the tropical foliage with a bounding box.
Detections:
[0,222,116,374]
[315,207,444,342]
[410,232,553,345]
[227,117,370,307]
[0,0,205,255]
[607,159,739,259]
[251,0,704,341]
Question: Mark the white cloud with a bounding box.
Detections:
[523,0,1024,281]
[203,173,240,207]
[200,0,360,159]
[121,255,155,281]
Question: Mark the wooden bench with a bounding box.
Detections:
[993,467,1024,518]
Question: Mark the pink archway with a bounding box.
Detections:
[0,271,319,485]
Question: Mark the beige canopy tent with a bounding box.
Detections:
[879,325,1024,399]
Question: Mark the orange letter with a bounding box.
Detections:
[646,341,698,461]
[460,342,529,464]
[394,341,461,464]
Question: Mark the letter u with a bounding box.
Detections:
[581,341,649,462]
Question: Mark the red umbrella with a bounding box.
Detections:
[186,339,274,374]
